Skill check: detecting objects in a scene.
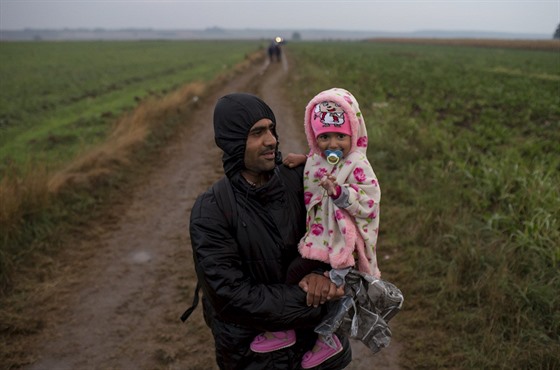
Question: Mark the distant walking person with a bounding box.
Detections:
[268,40,282,62]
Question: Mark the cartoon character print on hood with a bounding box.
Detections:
[213,93,279,179]
[299,88,381,278]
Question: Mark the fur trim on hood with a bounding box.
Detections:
[304,87,368,157]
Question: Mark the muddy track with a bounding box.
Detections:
[17,54,401,370]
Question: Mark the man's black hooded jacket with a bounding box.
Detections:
[189,93,351,369]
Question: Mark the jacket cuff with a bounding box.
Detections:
[330,185,342,199]
[332,186,350,208]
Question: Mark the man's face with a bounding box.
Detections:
[244,118,277,176]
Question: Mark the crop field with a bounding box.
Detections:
[0,40,261,171]
[286,41,559,368]
[1,39,558,368]
[368,37,560,51]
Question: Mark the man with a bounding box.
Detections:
[189,93,352,369]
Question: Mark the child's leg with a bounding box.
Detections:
[250,329,296,353]
[301,333,343,369]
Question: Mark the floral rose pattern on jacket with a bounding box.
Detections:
[299,88,381,277]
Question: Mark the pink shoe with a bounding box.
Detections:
[301,334,343,369]
[250,329,296,353]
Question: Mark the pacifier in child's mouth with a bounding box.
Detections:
[325,149,343,165]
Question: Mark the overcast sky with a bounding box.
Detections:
[1,0,558,35]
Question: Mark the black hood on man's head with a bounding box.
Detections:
[213,93,278,178]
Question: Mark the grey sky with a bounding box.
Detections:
[1,0,558,35]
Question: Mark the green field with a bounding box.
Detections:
[0,40,261,170]
[1,40,559,368]
[286,41,559,368]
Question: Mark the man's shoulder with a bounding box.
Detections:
[194,177,228,199]
[191,176,235,221]
[191,178,223,216]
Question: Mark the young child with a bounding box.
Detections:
[250,88,381,369]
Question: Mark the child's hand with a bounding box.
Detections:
[283,153,307,168]
[320,174,338,196]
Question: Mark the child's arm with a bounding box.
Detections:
[283,153,307,168]
[337,167,380,221]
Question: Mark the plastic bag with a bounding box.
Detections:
[314,269,404,353]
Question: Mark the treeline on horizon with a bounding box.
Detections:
[1,26,557,41]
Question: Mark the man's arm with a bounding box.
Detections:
[282,153,307,168]
[190,194,325,332]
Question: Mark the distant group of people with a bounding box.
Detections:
[268,39,282,62]
[182,85,402,369]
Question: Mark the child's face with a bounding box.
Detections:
[316,133,351,158]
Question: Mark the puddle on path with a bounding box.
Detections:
[130,251,152,263]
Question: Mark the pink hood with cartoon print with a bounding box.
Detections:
[304,87,368,157]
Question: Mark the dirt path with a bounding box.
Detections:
[19,53,401,370]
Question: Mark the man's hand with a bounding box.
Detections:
[299,272,344,307]
[283,153,307,168]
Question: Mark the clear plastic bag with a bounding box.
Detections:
[314,269,404,353]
